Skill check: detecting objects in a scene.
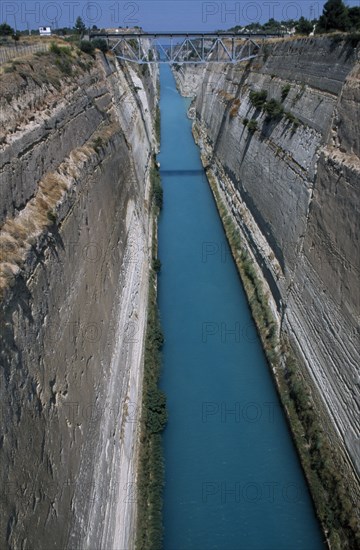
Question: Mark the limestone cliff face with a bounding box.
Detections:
[174,36,360,490]
[0,50,157,549]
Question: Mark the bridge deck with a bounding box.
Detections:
[91,31,281,38]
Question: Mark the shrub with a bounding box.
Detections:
[281,84,291,101]
[346,31,360,47]
[49,42,74,74]
[247,119,258,132]
[264,99,284,119]
[243,118,249,127]
[92,38,108,53]
[55,57,72,76]
[50,42,62,55]
[76,58,93,72]
[152,258,161,272]
[3,65,15,73]
[64,34,81,45]
[141,63,149,77]
[155,105,161,144]
[79,40,95,55]
[59,45,72,56]
[285,111,301,131]
[249,90,267,109]
[47,211,57,224]
[292,83,306,105]
[285,111,296,123]
[93,136,103,152]
[153,183,163,209]
[151,159,163,210]
[146,388,167,433]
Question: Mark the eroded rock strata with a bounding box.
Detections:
[0,49,157,548]
[174,35,360,540]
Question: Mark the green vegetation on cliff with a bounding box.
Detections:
[204,169,277,357]
[155,105,161,146]
[249,88,301,130]
[249,90,267,109]
[204,167,360,550]
[279,346,360,549]
[151,162,163,210]
[136,158,166,550]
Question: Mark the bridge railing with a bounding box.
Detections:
[0,43,49,64]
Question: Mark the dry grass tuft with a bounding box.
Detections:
[0,234,20,264]
[36,195,52,212]
[0,168,70,300]
[26,202,50,228]
[70,148,90,163]
[229,98,241,118]
[40,173,68,199]
[218,90,236,102]
[18,214,38,237]
[0,259,20,298]
[65,164,81,179]
[3,219,28,241]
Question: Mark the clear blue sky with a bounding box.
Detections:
[1,0,359,32]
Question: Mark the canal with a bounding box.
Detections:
[157,64,324,550]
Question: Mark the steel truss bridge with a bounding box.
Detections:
[90,31,280,64]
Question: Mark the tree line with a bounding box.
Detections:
[1,2,360,40]
[0,17,89,39]
[228,0,360,35]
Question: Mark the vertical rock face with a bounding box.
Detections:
[0,51,157,548]
[174,37,360,489]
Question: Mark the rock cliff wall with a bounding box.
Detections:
[0,48,157,549]
[174,35,360,506]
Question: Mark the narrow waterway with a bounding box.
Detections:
[157,65,325,550]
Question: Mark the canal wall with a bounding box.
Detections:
[174,35,360,545]
[0,47,158,548]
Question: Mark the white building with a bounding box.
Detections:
[39,26,51,36]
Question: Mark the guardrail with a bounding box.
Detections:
[0,43,49,64]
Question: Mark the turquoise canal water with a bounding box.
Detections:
[157,65,325,550]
